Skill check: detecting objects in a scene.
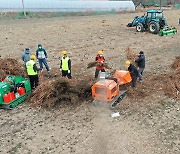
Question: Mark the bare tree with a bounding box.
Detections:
[22,0,26,16]
[160,0,162,10]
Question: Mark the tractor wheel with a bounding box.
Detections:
[136,23,144,32]
[148,21,160,34]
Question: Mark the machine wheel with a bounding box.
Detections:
[148,21,160,34]
[136,23,144,32]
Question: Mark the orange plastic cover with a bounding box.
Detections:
[91,79,118,102]
[113,70,132,85]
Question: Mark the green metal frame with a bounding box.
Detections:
[159,27,177,36]
[0,76,31,109]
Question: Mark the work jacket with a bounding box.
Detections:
[22,50,31,63]
[36,48,47,59]
[135,55,145,68]
[128,64,139,77]
[96,55,105,70]
[26,60,38,75]
[60,57,71,71]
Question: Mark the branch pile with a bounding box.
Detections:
[29,76,94,108]
[171,56,180,70]
[127,66,180,100]
[87,61,111,69]
[125,48,137,62]
[0,58,26,81]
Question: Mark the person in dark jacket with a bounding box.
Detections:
[26,55,41,90]
[60,50,72,79]
[95,50,105,79]
[36,44,50,72]
[135,51,145,82]
[125,60,139,88]
[22,48,31,65]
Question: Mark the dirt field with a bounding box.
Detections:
[0,8,180,154]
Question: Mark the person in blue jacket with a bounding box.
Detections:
[22,48,31,65]
[135,51,145,82]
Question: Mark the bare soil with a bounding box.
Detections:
[0,8,180,154]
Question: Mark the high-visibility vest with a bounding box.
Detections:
[96,55,105,70]
[62,57,69,71]
[26,60,37,75]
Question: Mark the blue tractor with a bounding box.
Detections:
[127,10,167,34]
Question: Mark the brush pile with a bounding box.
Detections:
[29,75,94,108]
[0,58,26,81]
[127,57,180,99]
[125,48,137,62]
[171,56,180,70]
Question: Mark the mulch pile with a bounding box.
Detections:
[0,58,26,81]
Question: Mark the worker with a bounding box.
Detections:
[95,50,105,79]
[21,48,31,65]
[125,60,139,88]
[60,50,72,79]
[36,44,50,72]
[135,51,145,82]
[26,55,40,90]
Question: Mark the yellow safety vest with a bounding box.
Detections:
[62,57,69,71]
[26,60,37,75]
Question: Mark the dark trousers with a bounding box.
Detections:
[95,69,105,79]
[138,67,144,81]
[132,76,138,88]
[38,58,50,71]
[28,75,39,90]
[62,70,72,79]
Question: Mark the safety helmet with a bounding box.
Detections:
[98,50,103,55]
[61,50,67,55]
[125,60,131,66]
[30,55,36,60]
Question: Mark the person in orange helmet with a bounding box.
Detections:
[95,50,105,79]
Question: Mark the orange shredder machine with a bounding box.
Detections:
[91,70,132,108]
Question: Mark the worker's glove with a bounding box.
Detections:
[68,70,71,74]
[60,69,62,72]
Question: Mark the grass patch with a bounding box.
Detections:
[16,11,36,19]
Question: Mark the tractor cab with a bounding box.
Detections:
[145,10,166,29]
